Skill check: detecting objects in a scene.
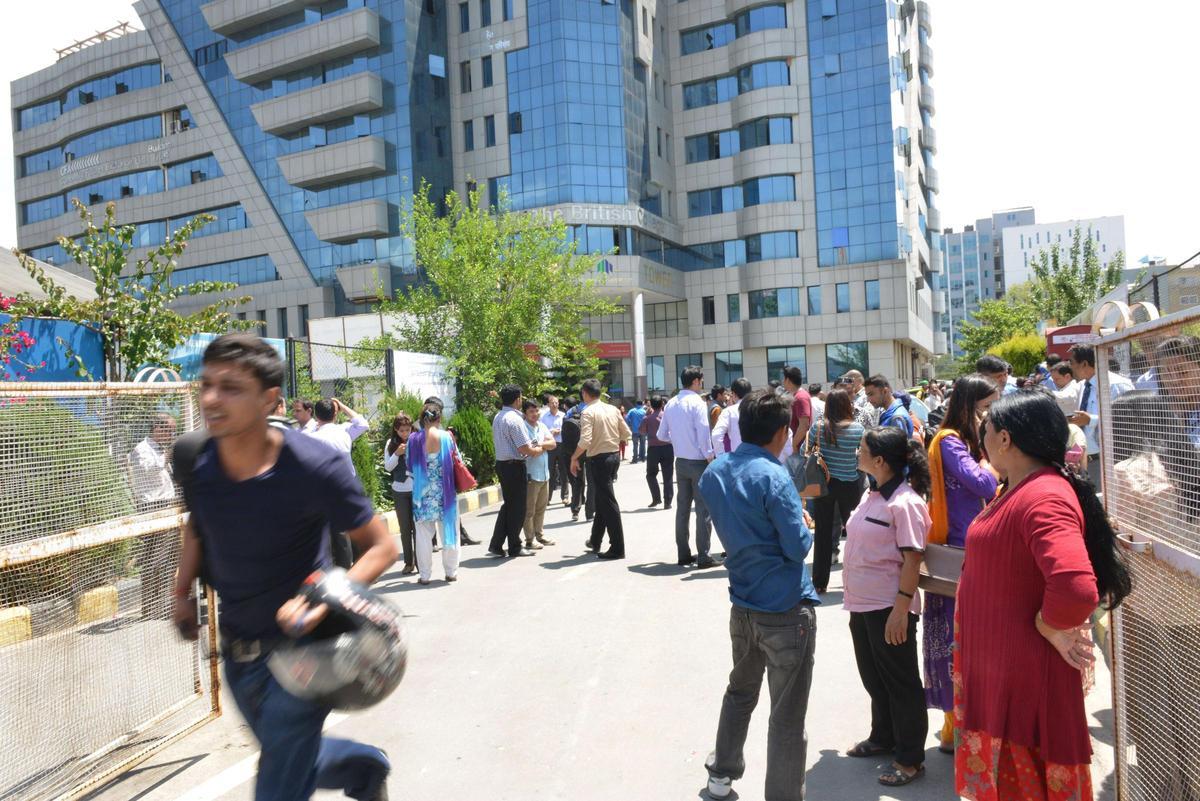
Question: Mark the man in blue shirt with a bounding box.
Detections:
[698,390,819,801]
[172,334,397,801]
[864,374,914,438]
[625,399,648,464]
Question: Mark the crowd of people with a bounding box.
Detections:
[163,329,1200,801]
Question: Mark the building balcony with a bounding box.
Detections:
[305,197,389,243]
[925,165,939,193]
[934,330,949,355]
[225,7,380,85]
[933,291,946,314]
[917,1,932,36]
[919,43,934,76]
[919,124,937,153]
[336,262,391,303]
[277,136,387,189]
[251,72,383,135]
[926,206,941,231]
[919,84,935,113]
[201,0,322,36]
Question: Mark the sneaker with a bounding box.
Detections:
[485,549,506,558]
[526,540,543,550]
[516,548,537,557]
[707,775,732,799]
[571,512,580,521]
[536,536,556,546]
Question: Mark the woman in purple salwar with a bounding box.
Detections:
[923,374,999,753]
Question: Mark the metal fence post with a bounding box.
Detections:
[384,348,396,394]
[286,337,298,400]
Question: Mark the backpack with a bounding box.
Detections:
[561,412,582,453]
[170,428,211,582]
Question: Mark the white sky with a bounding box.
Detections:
[0,1,1196,265]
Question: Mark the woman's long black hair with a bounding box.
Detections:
[939,373,997,460]
[862,426,931,497]
[986,390,1132,610]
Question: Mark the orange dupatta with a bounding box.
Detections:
[926,427,960,545]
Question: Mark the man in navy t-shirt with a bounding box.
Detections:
[172,333,398,801]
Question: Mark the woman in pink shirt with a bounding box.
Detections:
[843,426,932,787]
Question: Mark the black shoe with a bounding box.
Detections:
[648,500,660,507]
[677,556,695,566]
[696,555,724,569]
[585,540,599,553]
[461,534,481,545]
[663,504,672,510]
[571,512,580,521]
[585,514,593,521]
[598,550,625,560]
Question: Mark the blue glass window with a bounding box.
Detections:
[646,355,665,391]
[480,0,492,26]
[748,287,800,319]
[25,242,72,265]
[827,342,868,380]
[865,279,881,311]
[166,154,222,189]
[503,0,513,21]
[171,204,249,239]
[482,55,494,87]
[464,119,475,151]
[18,98,62,131]
[67,168,165,206]
[21,196,65,225]
[807,285,822,315]
[836,282,850,312]
[19,63,161,131]
[484,115,496,147]
[169,255,277,289]
[675,354,702,388]
[22,116,163,177]
[767,346,806,383]
[680,5,785,55]
[727,293,740,323]
[715,350,744,385]
[459,2,469,31]
[683,60,788,109]
[745,231,798,262]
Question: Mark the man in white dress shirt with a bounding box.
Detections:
[303,397,370,567]
[658,364,721,568]
[712,378,753,456]
[1067,343,1134,486]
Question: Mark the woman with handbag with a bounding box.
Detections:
[806,389,865,593]
[843,426,932,787]
[445,425,481,545]
[408,402,463,584]
[955,390,1130,801]
[923,374,999,753]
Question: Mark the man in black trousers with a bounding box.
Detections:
[570,379,631,560]
[487,384,545,558]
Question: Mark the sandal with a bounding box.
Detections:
[846,740,892,758]
[878,765,925,787]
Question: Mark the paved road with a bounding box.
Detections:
[81,461,1115,801]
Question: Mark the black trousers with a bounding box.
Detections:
[489,460,529,556]
[549,445,570,501]
[587,452,625,555]
[848,608,928,768]
[570,454,595,517]
[391,489,416,569]
[645,444,674,506]
[810,476,862,590]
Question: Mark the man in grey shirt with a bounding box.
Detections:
[488,384,544,558]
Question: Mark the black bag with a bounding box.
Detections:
[561,413,582,453]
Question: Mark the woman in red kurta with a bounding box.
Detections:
[955,390,1132,801]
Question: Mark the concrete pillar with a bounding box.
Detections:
[633,292,647,399]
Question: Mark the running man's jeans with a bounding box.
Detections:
[708,602,817,801]
[225,655,389,801]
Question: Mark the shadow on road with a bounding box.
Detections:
[683,568,728,581]
[1089,707,1115,746]
[538,552,598,571]
[806,746,955,799]
[78,754,208,801]
[628,562,690,577]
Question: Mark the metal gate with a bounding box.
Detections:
[0,382,219,801]
[1094,303,1200,801]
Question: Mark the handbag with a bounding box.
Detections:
[452,449,477,493]
[919,543,965,598]
[796,425,830,499]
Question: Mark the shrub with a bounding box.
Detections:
[447,406,495,486]
[350,433,388,512]
[0,398,136,607]
[988,333,1047,378]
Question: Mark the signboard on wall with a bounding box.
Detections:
[595,341,632,359]
[391,350,456,419]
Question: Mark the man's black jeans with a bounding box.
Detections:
[707,602,817,801]
[645,444,674,506]
[586,452,624,555]
[489,459,528,556]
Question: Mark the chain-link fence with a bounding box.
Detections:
[1096,307,1200,801]
[0,382,218,801]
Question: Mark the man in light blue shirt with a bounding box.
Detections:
[625,400,648,464]
[1068,344,1134,486]
[698,389,818,801]
[977,354,1019,395]
[658,364,719,568]
[523,399,556,549]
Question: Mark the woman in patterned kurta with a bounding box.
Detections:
[955,391,1131,801]
[924,375,998,751]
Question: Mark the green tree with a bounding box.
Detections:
[956,283,1040,365]
[1027,225,1125,324]
[366,183,616,409]
[10,200,255,380]
[988,332,1047,377]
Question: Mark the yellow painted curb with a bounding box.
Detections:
[77,586,118,625]
[0,607,32,646]
[381,510,400,535]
